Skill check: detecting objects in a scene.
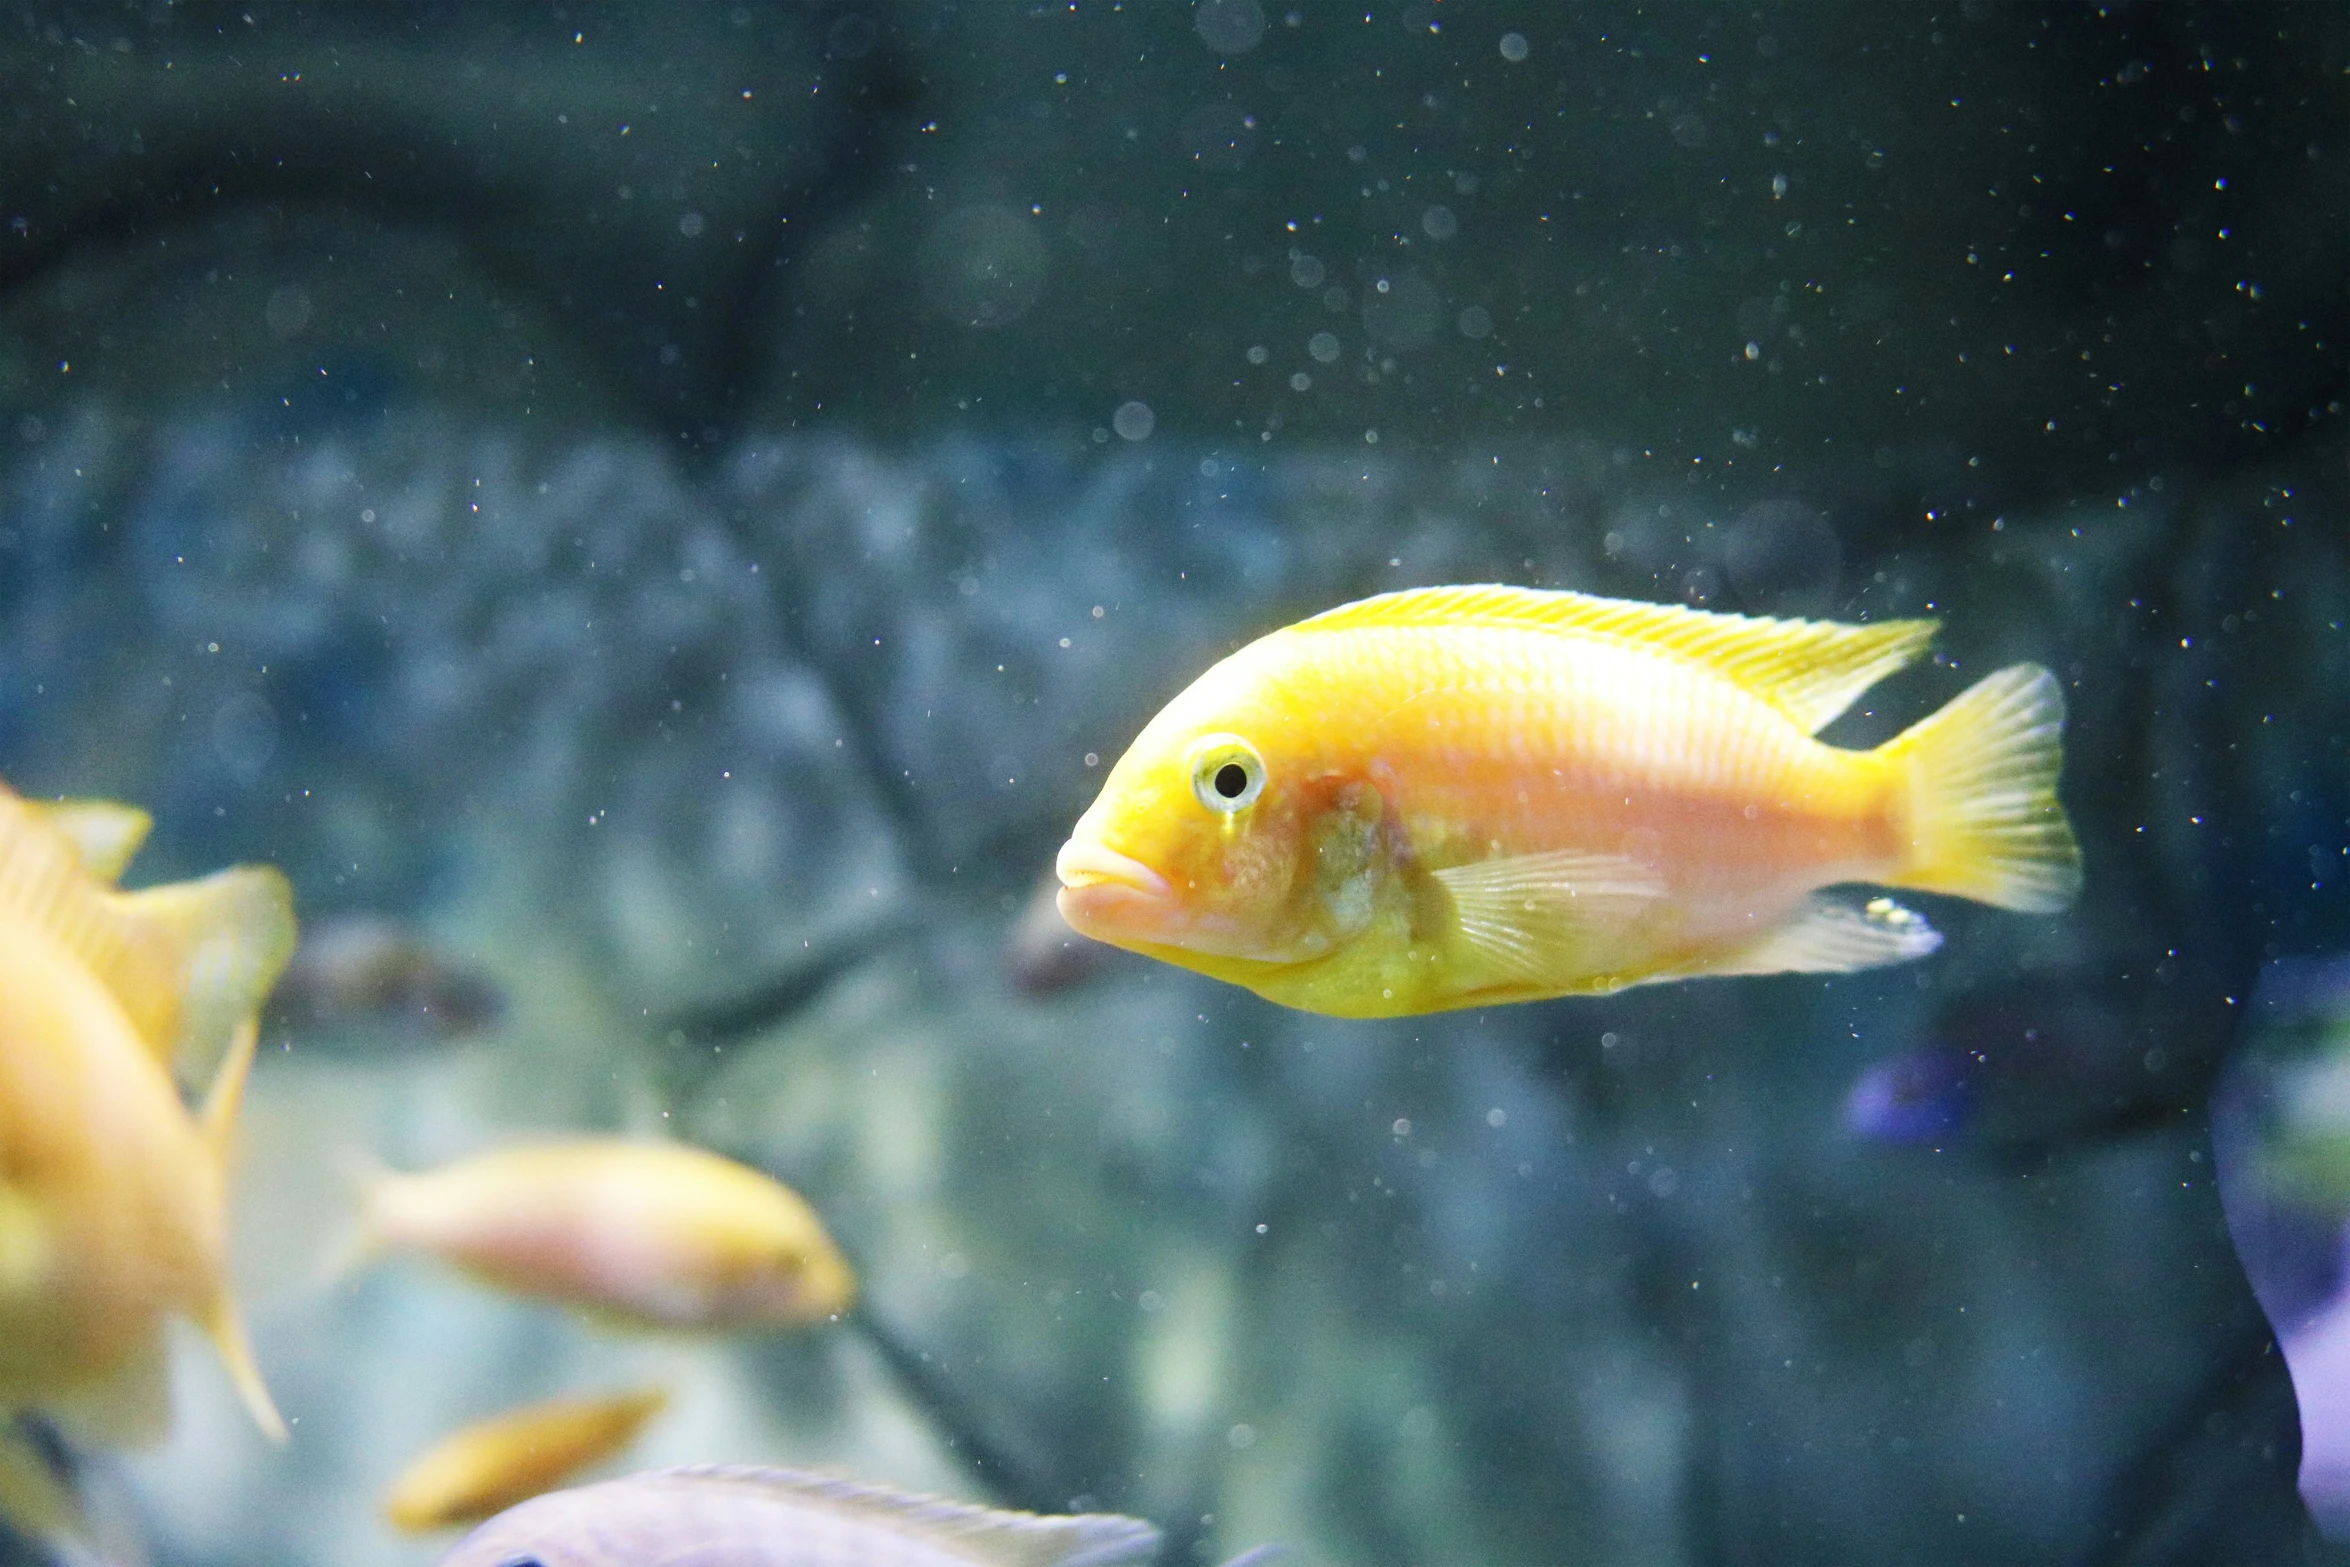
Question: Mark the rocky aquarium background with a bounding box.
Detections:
[0,3,2346,1565]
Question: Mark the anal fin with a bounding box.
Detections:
[1668,895,1942,982]
[1433,850,1664,988]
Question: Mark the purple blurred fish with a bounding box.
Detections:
[438,1465,1171,1567]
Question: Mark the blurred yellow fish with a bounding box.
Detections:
[1057,585,2081,1017]
[0,780,295,1455]
[383,1387,669,1533]
[353,1139,855,1330]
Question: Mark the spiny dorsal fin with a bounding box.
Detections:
[0,786,294,1081]
[114,866,297,1085]
[645,1466,1164,1567]
[25,799,152,883]
[1291,584,1936,734]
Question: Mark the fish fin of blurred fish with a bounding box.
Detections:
[0,1182,53,1299]
[1293,585,1936,733]
[1209,1548,1290,1567]
[313,1149,394,1292]
[648,1466,1163,1567]
[1653,895,1942,982]
[189,1016,288,1442]
[1432,850,1664,987]
[21,801,151,884]
[0,1418,84,1547]
[194,1284,286,1443]
[112,866,297,1085]
[1879,663,2083,914]
[47,1331,172,1451]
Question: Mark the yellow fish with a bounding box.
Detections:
[0,781,295,1451]
[353,1140,856,1330]
[1056,585,2081,1017]
[382,1387,669,1533]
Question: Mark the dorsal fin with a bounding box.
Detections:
[0,784,295,1082]
[25,798,152,882]
[1290,584,1937,733]
[643,1466,1164,1567]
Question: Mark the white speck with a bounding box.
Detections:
[678,211,705,237]
[1486,1107,1507,1127]
[1308,331,1341,363]
[1246,344,1269,364]
[1392,1117,1412,1137]
[1289,371,1313,391]
[1227,1423,1258,1449]
[1112,400,1155,440]
[1499,31,1529,62]
[1457,305,1492,339]
[1421,204,1458,240]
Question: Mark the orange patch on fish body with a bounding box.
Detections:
[1058,585,2080,1017]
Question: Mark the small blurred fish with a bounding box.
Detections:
[1841,1046,1978,1145]
[436,1465,1168,1567]
[268,913,503,1041]
[1057,585,2081,1017]
[1004,871,1108,995]
[383,1387,670,1534]
[350,1140,855,1330]
[0,780,293,1457]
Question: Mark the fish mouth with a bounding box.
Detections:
[1054,838,1174,940]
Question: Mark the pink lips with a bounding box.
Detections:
[1054,838,1173,940]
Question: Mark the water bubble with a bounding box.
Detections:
[1289,372,1312,391]
[1670,113,1707,149]
[1112,400,1156,440]
[1724,499,1841,614]
[1457,305,1492,339]
[264,285,313,339]
[1180,101,1258,168]
[678,211,705,237]
[1245,344,1269,364]
[1361,268,1442,350]
[1193,0,1266,54]
[211,692,278,782]
[1289,253,1327,288]
[919,206,1049,328]
[1227,1423,1258,1450]
[1498,31,1529,62]
[1486,1107,1507,1127]
[1321,285,1351,312]
[1307,331,1341,363]
[1420,204,1458,241]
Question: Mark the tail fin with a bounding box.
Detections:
[193,1016,289,1443]
[1879,663,2083,914]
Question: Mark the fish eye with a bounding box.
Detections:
[1187,735,1266,814]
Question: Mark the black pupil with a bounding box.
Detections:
[1213,762,1250,799]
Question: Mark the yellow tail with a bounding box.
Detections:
[1878,663,2083,914]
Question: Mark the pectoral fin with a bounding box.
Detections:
[1433,851,1664,988]
[1651,895,1942,983]
[24,800,151,884]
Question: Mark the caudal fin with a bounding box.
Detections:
[1879,663,2083,914]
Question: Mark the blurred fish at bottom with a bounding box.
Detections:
[382,1388,670,1534]
[1004,872,1109,996]
[268,914,503,1044]
[347,1139,856,1330]
[2211,954,2350,1540]
[437,1466,1276,1567]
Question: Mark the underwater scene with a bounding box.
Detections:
[0,4,2345,1565]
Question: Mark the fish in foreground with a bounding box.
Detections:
[0,780,295,1458]
[439,1465,1278,1567]
[1058,585,2082,1017]
[384,1387,669,1533]
[351,1139,856,1329]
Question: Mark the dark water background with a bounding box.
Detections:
[0,4,2346,1564]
